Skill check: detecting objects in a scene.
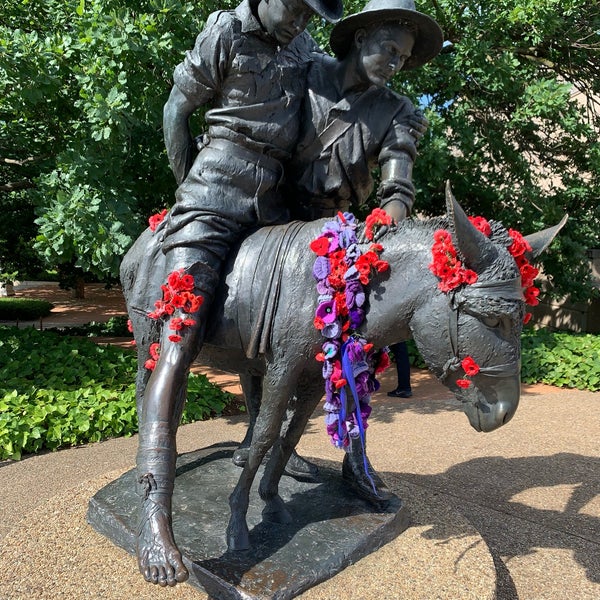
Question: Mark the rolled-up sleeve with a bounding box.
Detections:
[377,101,419,214]
[173,12,232,105]
[379,100,418,164]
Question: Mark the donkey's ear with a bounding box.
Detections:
[446,181,497,272]
[524,214,568,260]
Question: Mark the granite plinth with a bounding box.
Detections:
[87,443,410,600]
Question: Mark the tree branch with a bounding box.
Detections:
[0,181,36,192]
[2,155,49,167]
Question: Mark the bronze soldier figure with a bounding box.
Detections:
[135,0,342,587]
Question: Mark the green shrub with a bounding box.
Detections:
[405,329,600,391]
[0,298,54,320]
[51,315,133,338]
[521,329,600,391]
[0,326,236,460]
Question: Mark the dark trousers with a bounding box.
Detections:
[390,341,411,392]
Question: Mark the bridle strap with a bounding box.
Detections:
[440,285,520,383]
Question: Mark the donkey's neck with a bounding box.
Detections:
[359,221,438,347]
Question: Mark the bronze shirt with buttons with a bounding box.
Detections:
[173,0,318,162]
[287,52,418,218]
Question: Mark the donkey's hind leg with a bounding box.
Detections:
[232,373,262,467]
[226,369,294,551]
[259,377,323,523]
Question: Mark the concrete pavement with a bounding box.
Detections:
[0,283,598,599]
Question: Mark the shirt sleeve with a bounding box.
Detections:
[377,98,419,214]
[172,11,233,106]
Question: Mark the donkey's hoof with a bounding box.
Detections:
[226,522,251,551]
[262,496,293,524]
[232,447,249,467]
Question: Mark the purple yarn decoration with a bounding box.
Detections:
[313,256,330,280]
[310,211,391,449]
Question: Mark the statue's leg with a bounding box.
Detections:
[226,369,294,551]
[232,373,262,467]
[136,256,218,586]
[258,377,323,522]
[136,332,197,586]
[129,311,161,417]
[233,376,318,480]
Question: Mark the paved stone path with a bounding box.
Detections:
[0,282,598,599]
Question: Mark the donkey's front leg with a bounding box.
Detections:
[226,371,291,551]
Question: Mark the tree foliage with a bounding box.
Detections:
[398,0,600,299]
[0,0,234,280]
[1,0,598,299]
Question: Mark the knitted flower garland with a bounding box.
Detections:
[310,211,391,448]
[429,229,478,292]
[149,208,168,232]
[456,355,480,389]
[507,228,540,322]
[429,215,540,388]
[364,207,393,241]
[429,216,540,313]
[141,209,204,370]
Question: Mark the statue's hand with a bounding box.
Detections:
[371,223,394,242]
[357,222,397,243]
[406,109,429,142]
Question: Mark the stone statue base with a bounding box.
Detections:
[87,442,409,599]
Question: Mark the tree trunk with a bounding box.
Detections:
[73,275,85,299]
[0,282,15,297]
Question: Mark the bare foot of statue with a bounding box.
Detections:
[137,486,189,586]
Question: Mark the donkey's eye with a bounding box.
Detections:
[482,316,501,328]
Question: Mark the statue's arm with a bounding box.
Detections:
[378,103,428,222]
[378,157,415,221]
[163,12,231,185]
[163,87,201,186]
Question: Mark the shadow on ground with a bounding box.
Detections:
[384,452,599,592]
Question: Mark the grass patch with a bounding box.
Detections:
[0,325,238,460]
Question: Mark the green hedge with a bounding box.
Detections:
[404,329,600,391]
[520,329,600,391]
[0,326,235,460]
[50,315,133,338]
[0,298,54,320]
[2,325,598,461]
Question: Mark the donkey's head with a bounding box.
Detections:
[411,183,567,432]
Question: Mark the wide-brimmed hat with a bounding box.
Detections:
[330,0,443,68]
[304,0,344,23]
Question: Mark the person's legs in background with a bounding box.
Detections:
[387,341,412,398]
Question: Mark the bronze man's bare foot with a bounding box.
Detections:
[137,475,188,586]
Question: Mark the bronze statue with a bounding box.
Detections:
[123,185,567,560]
[127,0,343,587]
[117,0,566,592]
[233,0,444,504]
